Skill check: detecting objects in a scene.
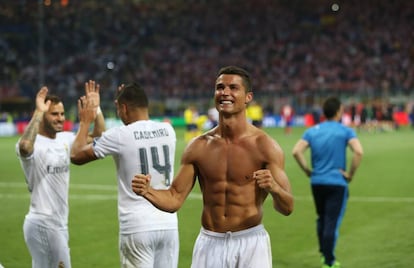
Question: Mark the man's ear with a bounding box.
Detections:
[122,103,129,115]
[245,92,253,104]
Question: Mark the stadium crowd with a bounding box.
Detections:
[1,0,414,117]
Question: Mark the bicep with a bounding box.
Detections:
[169,163,196,203]
[265,140,292,191]
[267,160,292,193]
[169,142,198,201]
[18,139,34,157]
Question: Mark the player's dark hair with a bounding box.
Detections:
[116,82,148,108]
[217,66,252,92]
[45,95,62,105]
[323,96,341,119]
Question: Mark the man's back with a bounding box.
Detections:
[93,120,178,234]
[303,121,356,186]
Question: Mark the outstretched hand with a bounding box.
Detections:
[131,174,151,196]
[77,95,97,124]
[84,80,100,108]
[77,80,101,124]
[35,87,51,113]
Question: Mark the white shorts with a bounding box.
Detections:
[191,224,272,268]
[119,229,179,268]
[23,217,71,268]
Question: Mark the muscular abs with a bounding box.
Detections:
[195,134,268,232]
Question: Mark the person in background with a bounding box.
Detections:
[281,103,294,135]
[132,66,294,268]
[16,81,104,268]
[206,105,219,129]
[70,82,179,268]
[409,103,414,129]
[292,96,364,268]
[184,104,201,142]
[246,100,264,128]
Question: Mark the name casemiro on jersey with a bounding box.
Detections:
[133,128,170,140]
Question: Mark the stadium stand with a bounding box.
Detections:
[1,0,413,118]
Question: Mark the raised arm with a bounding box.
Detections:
[70,81,102,165]
[84,80,105,141]
[18,87,50,157]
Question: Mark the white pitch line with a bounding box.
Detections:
[0,182,117,191]
[1,182,414,203]
[0,192,199,201]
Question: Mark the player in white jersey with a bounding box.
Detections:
[71,82,179,268]
[16,81,105,268]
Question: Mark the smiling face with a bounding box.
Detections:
[214,73,253,116]
[42,102,65,137]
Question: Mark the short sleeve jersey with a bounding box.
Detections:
[92,120,178,234]
[302,121,357,187]
[16,132,75,228]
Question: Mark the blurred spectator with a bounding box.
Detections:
[247,100,264,128]
[1,0,413,116]
[183,104,200,142]
[206,105,219,129]
[281,104,294,134]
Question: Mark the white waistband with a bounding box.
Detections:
[200,224,265,238]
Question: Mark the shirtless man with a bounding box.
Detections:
[132,66,294,268]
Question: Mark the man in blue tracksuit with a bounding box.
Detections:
[292,96,364,268]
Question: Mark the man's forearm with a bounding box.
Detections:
[91,107,105,138]
[272,189,294,216]
[71,121,91,156]
[293,154,311,176]
[19,110,43,156]
[349,153,363,177]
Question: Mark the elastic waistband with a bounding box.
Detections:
[201,224,265,238]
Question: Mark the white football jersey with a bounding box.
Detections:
[16,132,75,229]
[93,120,178,234]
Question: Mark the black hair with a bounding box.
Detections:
[45,95,62,104]
[323,96,341,119]
[116,82,148,108]
[217,66,252,92]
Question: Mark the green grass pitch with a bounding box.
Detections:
[1,126,413,267]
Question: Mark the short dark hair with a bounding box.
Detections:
[323,96,341,119]
[217,66,252,92]
[116,82,148,108]
[45,95,62,105]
